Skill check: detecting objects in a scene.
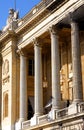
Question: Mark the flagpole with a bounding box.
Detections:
[14,0,16,11]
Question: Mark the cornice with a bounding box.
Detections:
[1,45,13,57]
[15,0,69,35]
[15,8,47,34]
[0,30,16,43]
[0,0,69,43]
[18,0,83,49]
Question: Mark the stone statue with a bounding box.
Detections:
[7,9,19,24]
[2,8,19,32]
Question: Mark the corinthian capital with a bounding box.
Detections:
[68,12,77,24]
[49,25,59,35]
[33,38,42,48]
[17,48,27,56]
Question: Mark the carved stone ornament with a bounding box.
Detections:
[3,59,9,75]
[3,75,10,85]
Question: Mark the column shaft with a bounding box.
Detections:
[20,54,27,121]
[71,21,83,102]
[50,26,61,109]
[34,41,43,116]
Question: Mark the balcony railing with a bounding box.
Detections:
[56,107,68,118]
[38,114,48,124]
[22,120,31,129]
[78,102,84,113]
[22,102,84,129]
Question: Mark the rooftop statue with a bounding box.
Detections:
[2,8,19,32]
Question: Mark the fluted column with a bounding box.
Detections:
[19,51,27,121]
[71,20,83,103]
[50,25,61,110]
[34,39,43,116]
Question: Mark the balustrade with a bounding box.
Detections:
[22,120,31,129]
[56,108,68,118]
[22,102,84,129]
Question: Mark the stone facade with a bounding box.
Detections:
[0,0,84,130]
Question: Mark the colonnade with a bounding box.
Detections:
[19,20,83,122]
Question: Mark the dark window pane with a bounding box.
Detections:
[28,59,34,76]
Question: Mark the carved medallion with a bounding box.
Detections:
[3,59,9,75]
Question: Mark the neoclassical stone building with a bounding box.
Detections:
[0,0,84,130]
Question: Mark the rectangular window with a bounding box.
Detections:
[28,59,34,76]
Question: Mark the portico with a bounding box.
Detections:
[17,2,84,129]
[19,18,83,129]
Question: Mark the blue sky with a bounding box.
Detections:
[0,0,41,30]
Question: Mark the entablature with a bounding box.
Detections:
[17,0,84,49]
[16,0,69,34]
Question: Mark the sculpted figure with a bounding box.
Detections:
[2,8,19,32]
[7,9,18,24]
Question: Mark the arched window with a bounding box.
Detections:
[4,93,8,118]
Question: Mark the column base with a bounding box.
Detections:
[2,124,15,130]
[68,102,78,115]
[15,119,24,130]
[31,112,43,126]
[15,121,21,130]
[31,115,38,126]
[48,108,56,120]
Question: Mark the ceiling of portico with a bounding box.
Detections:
[22,28,71,55]
[22,33,51,55]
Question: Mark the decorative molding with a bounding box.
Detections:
[2,75,10,85]
[1,45,13,57]
[3,59,9,76]
[2,59,10,85]
[68,72,73,82]
[60,69,65,85]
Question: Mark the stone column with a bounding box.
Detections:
[34,39,43,116]
[50,25,61,110]
[71,20,83,103]
[19,51,27,121]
